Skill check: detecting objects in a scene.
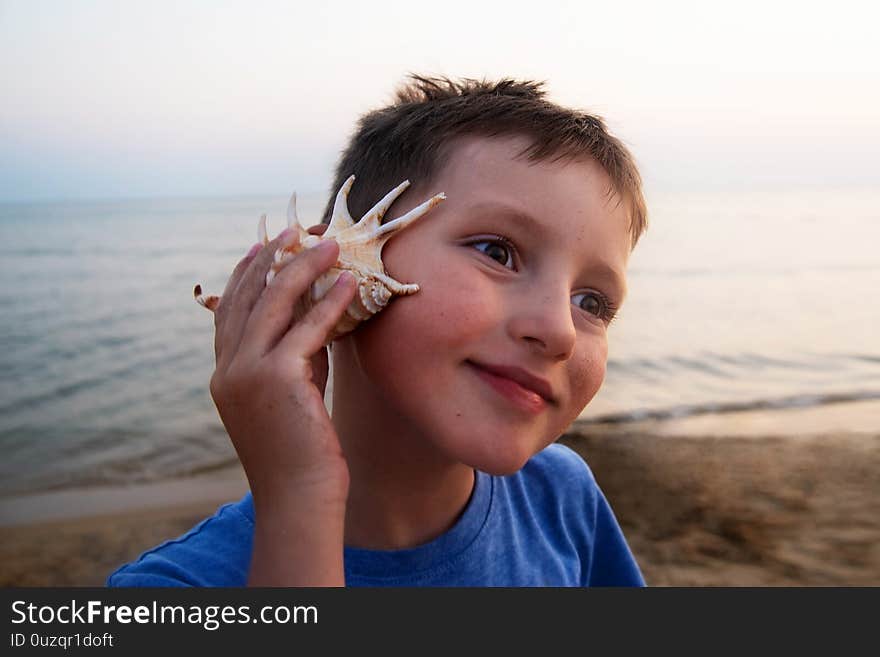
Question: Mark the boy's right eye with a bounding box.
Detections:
[470,237,516,269]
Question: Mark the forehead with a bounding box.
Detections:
[423,134,632,271]
[431,135,620,220]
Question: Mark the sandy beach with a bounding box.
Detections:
[2,400,878,587]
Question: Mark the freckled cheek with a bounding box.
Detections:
[396,274,502,345]
[569,340,609,405]
[380,240,506,355]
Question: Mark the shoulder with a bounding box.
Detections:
[493,442,602,539]
[518,442,601,504]
[106,494,254,587]
[512,442,645,586]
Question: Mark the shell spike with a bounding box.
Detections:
[376,192,446,238]
[194,284,220,311]
[196,177,446,342]
[287,193,302,230]
[360,180,411,231]
[257,213,269,245]
[374,272,420,296]
[327,175,356,233]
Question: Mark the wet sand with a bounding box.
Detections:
[2,401,878,586]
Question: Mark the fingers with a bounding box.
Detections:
[275,271,357,359]
[222,243,263,301]
[217,229,300,368]
[215,243,263,324]
[237,239,349,360]
[212,243,263,361]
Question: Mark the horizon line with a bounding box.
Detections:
[4,180,880,206]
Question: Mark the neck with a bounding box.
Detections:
[330,342,475,551]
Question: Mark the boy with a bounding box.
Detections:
[108,75,648,586]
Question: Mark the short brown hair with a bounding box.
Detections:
[321,74,647,249]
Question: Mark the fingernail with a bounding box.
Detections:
[334,271,354,287]
[246,243,262,257]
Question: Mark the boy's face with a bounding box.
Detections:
[337,135,631,475]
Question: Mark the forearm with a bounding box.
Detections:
[248,487,348,587]
[204,226,355,587]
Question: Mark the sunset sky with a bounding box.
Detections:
[2,0,878,201]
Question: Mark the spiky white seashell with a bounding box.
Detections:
[195,175,445,343]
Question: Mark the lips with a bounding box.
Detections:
[467,360,555,403]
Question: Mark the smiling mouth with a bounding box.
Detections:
[466,361,550,415]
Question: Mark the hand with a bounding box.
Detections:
[209,222,356,502]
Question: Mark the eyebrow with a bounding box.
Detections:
[464,201,628,300]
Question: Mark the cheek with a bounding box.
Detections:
[382,245,503,348]
[349,259,506,397]
[569,338,609,407]
[426,276,501,332]
[366,273,501,357]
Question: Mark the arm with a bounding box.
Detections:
[209,226,356,586]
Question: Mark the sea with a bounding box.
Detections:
[1,187,878,497]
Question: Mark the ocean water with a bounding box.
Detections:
[1,188,878,496]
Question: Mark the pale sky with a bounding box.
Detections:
[1,0,878,201]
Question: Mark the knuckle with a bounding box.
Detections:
[286,355,311,380]
[222,362,252,392]
[209,372,227,401]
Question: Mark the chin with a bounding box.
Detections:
[458,444,536,477]
[477,462,529,477]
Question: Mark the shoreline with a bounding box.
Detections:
[0,466,249,528]
[1,400,878,586]
[575,397,880,439]
[4,398,877,528]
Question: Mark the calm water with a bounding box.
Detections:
[1,188,878,496]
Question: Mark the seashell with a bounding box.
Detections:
[195,175,445,342]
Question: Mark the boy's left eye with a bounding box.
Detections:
[572,291,615,322]
[471,238,515,269]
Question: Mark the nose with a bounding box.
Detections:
[507,288,577,361]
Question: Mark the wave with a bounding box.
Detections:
[607,351,880,380]
[0,246,241,258]
[579,390,880,425]
[0,423,237,498]
[628,264,880,278]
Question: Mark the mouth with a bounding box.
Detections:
[466,360,553,414]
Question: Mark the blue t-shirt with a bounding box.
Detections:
[107,443,644,587]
